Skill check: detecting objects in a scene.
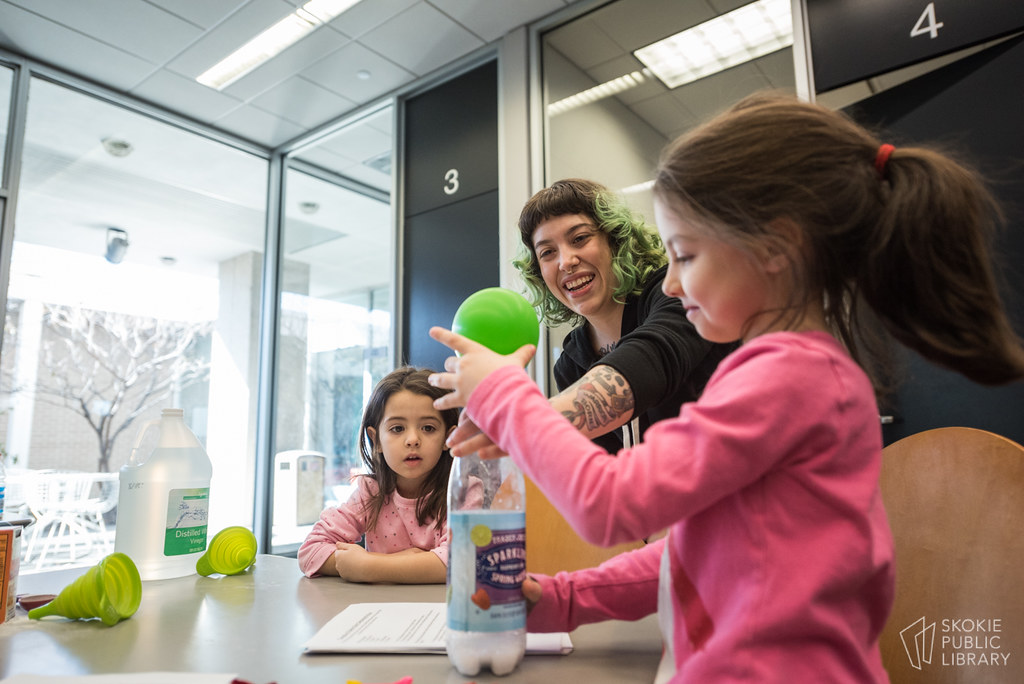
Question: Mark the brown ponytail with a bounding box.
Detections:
[860,146,1023,385]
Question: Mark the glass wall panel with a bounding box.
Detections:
[0,77,268,573]
[270,107,393,553]
[0,64,11,177]
[539,0,796,380]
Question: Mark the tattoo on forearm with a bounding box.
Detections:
[561,366,635,433]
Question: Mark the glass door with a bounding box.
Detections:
[270,106,394,553]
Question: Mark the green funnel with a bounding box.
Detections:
[29,552,142,626]
[196,526,257,576]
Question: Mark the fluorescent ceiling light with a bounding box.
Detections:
[548,69,651,115]
[633,0,792,90]
[197,0,361,90]
[619,180,655,196]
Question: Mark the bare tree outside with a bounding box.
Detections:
[4,304,212,472]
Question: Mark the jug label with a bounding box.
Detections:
[447,511,526,632]
[164,487,210,556]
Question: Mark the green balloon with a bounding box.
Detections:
[452,287,540,354]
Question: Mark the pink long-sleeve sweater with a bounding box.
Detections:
[297,476,449,577]
[468,331,894,683]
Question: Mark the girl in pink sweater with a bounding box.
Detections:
[428,93,1024,681]
[298,366,459,583]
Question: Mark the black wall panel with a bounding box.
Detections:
[809,0,1024,93]
[404,61,498,216]
[401,61,499,371]
[843,35,1024,446]
[403,190,500,371]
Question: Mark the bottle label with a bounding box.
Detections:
[163,487,210,556]
[447,510,526,632]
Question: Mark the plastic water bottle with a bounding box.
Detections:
[446,452,527,676]
[114,408,213,581]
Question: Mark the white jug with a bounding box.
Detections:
[114,408,213,580]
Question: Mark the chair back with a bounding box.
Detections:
[525,477,644,575]
[879,427,1024,682]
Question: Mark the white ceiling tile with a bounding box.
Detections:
[291,145,394,195]
[359,3,484,76]
[299,41,414,103]
[313,121,391,168]
[220,24,349,101]
[361,107,393,135]
[155,0,252,30]
[3,0,202,64]
[708,0,751,14]
[130,68,246,123]
[544,17,622,71]
[214,103,306,147]
[165,0,298,79]
[629,92,698,140]
[0,3,157,90]
[251,77,356,129]
[591,0,715,52]
[327,161,390,192]
[586,53,666,106]
[753,49,797,90]
[292,144,358,171]
[430,0,565,43]
[323,0,418,39]
[671,62,772,122]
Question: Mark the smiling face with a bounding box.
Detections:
[654,198,777,344]
[366,389,451,498]
[532,213,620,325]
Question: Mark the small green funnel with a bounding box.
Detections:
[29,552,142,626]
[196,526,257,576]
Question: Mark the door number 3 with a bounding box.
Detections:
[911,2,943,40]
[444,168,460,195]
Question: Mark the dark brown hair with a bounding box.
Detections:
[358,366,459,531]
[512,178,666,326]
[654,92,1024,388]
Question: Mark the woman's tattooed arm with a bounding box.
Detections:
[554,364,635,436]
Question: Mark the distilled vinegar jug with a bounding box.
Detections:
[114,408,213,580]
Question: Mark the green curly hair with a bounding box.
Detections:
[512,178,667,327]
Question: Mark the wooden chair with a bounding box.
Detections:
[879,427,1024,682]
[525,476,644,575]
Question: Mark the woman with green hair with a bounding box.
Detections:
[452,178,734,456]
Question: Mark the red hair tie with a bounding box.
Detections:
[875,143,895,178]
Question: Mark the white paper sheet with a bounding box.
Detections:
[302,602,572,655]
[0,675,236,684]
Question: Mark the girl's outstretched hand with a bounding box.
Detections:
[446,412,509,459]
[428,326,536,411]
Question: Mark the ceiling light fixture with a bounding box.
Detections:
[105,227,130,264]
[548,69,651,115]
[197,0,363,90]
[633,0,792,90]
[102,137,134,157]
[619,180,655,196]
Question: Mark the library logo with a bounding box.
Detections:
[899,616,1011,670]
[900,617,935,670]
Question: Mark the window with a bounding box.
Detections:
[0,64,11,176]
[0,77,268,573]
[270,107,394,553]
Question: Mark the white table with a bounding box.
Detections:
[0,554,662,683]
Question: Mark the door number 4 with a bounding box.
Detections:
[911,2,944,40]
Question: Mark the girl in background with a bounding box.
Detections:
[428,92,1024,681]
[298,366,460,583]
